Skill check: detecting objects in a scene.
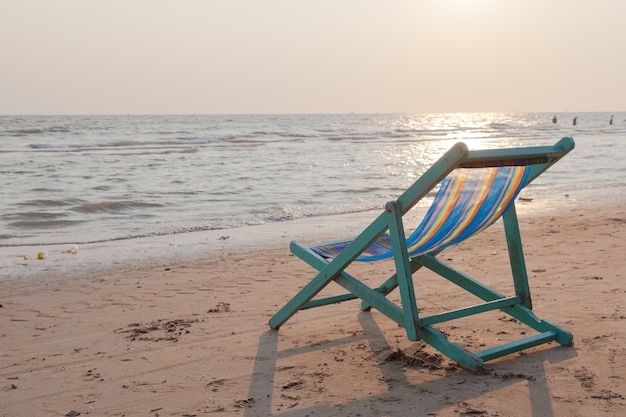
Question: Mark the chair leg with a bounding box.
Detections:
[421,325,484,371]
[406,245,573,369]
[504,304,574,346]
[502,203,532,308]
[386,201,422,341]
[270,241,410,333]
[269,265,339,330]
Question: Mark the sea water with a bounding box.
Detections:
[1,112,625,279]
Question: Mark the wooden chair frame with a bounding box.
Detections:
[270,138,575,371]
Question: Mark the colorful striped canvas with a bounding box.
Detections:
[310,165,531,262]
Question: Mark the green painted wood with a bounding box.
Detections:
[360,251,433,311]
[386,200,422,340]
[301,293,359,309]
[420,296,521,327]
[285,241,407,326]
[503,204,532,308]
[476,331,559,362]
[416,254,506,301]
[503,305,574,345]
[332,273,407,330]
[420,325,484,372]
[269,138,576,370]
[395,143,470,214]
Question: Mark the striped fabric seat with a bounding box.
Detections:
[310,164,531,262]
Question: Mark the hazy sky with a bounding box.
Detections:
[2,0,625,115]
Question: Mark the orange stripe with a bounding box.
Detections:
[407,169,467,251]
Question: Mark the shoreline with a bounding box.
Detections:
[1,200,625,416]
[1,186,624,282]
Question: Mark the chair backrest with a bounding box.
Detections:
[354,162,538,261]
[310,138,575,262]
[405,162,535,257]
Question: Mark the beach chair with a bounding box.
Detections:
[269,138,575,371]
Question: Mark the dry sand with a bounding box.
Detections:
[1,202,625,416]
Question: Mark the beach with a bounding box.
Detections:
[3,0,626,413]
[1,200,624,417]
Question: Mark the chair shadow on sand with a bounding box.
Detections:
[245,311,577,417]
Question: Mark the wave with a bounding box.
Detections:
[222,138,265,145]
[11,128,44,134]
[0,223,229,247]
[14,127,465,153]
[24,135,273,152]
[321,186,386,194]
[6,126,71,135]
[2,211,69,220]
[269,203,382,223]
[1,205,382,247]
[8,219,85,229]
[72,200,163,214]
[18,198,84,208]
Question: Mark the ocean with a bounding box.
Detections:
[1,112,625,279]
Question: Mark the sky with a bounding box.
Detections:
[2,0,625,115]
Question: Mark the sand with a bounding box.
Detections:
[1,202,625,417]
